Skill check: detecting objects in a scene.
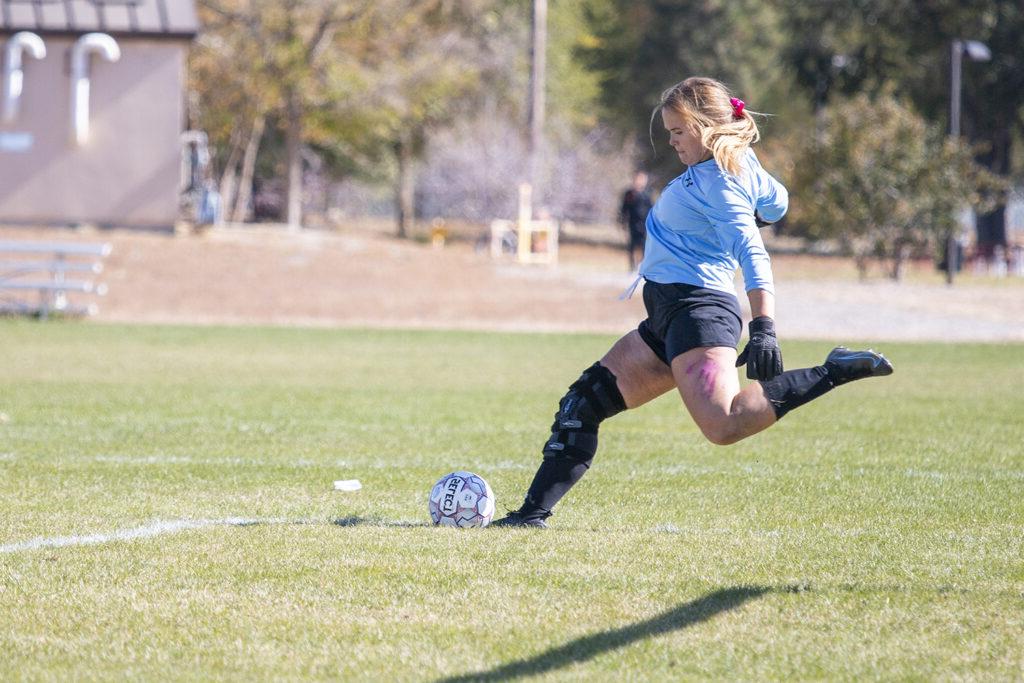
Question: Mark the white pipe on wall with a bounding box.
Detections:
[2,32,47,124]
[70,32,121,146]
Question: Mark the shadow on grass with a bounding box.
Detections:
[435,586,779,682]
[332,516,432,528]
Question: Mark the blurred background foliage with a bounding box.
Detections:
[189,0,1023,269]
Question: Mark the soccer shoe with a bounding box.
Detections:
[824,346,894,385]
[490,510,550,528]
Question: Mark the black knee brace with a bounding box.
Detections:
[521,362,627,517]
[543,362,628,464]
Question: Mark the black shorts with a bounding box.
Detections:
[637,280,742,366]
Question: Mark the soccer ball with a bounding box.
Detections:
[428,471,496,528]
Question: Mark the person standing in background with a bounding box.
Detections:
[620,171,653,271]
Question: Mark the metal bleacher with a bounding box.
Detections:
[0,239,112,318]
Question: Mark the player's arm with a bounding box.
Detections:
[747,287,774,320]
[704,176,783,380]
[739,287,781,379]
[754,170,788,227]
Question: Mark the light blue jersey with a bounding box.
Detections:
[639,149,787,296]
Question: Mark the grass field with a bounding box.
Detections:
[1,321,1022,680]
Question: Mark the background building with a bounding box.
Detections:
[0,0,197,229]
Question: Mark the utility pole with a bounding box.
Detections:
[949,40,963,141]
[946,39,991,284]
[526,0,547,217]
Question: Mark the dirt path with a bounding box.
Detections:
[3,225,1022,342]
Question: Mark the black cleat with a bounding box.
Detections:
[824,346,894,385]
[490,510,550,528]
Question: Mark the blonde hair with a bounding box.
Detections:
[652,76,760,176]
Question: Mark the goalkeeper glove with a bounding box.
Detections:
[736,316,783,381]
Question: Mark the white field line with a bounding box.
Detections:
[0,517,314,554]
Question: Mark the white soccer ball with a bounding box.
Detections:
[428,471,496,528]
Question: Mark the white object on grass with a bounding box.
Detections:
[333,479,362,492]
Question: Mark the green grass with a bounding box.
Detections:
[1,321,1022,681]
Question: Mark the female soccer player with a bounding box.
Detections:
[494,76,893,528]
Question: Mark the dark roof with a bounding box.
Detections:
[0,0,198,38]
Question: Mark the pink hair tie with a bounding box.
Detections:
[730,97,746,118]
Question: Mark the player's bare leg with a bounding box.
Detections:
[599,330,677,408]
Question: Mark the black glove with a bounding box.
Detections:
[754,211,774,228]
[736,316,783,380]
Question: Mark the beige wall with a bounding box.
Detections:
[0,36,185,228]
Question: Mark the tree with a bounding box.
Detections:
[194,0,377,229]
[787,93,1004,279]
[361,1,517,238]
[775,0,1024,253]
[189,5,276,223]
[191,0,631,233]
[391,2,637,228]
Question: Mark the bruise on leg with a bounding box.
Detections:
[685,358,720,398]
[673,347,775,445]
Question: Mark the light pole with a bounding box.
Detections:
[950,39,991,138]
[946,38,991,284]
[814,54,853,139]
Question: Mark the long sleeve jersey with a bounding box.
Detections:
[639,149,788,296]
